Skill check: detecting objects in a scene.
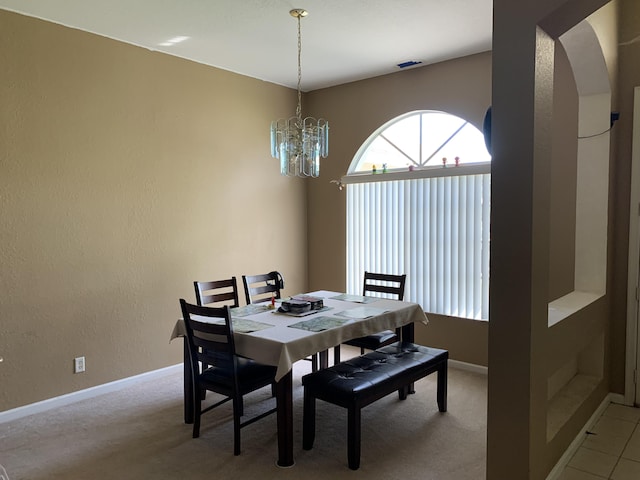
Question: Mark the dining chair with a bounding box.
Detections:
[179,299,277,455]
[242,271,319,372]
[334,272,407,363]
[241,271,283,305]
[194,277,240,308]
[193,277,241,375]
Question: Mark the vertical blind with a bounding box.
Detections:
[346,173,491,320]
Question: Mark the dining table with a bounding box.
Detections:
[170,290,429,467]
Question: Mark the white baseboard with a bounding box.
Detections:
[449,359,488,375]
[2,359,486,423]
[545,393,614,480]
[609,393,628,406]
[0,364,182,424]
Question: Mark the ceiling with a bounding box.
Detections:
[0,0,493,92]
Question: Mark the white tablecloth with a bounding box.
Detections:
[171,290,428,381]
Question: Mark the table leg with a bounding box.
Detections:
[318,349,329,369]
[276,371,294,467]
[401,322,414,343]
[183,337,194,424]
[401,322,416,394]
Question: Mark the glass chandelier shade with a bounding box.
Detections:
[270,116,329,177]
[270,9,329,178]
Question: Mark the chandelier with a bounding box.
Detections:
[270,8,329,178]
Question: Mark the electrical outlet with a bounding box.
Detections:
[74,356,85,373]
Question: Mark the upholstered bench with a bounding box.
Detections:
[302,341,448,470]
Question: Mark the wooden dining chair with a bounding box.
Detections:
[242,271,319,372]
[194,277,240,308]
[334,272,407,363]
[193,277,241,374]
[179,299,277,455]
[241,271,283,305]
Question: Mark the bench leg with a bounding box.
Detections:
[437,361,448,412]
[347,405,361,470]
[302,390,316,450]
[398,384,409,400]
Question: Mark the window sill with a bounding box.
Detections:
[548,291,603,327]
[341,162,491,185]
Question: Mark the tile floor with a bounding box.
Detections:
[559,403,640,479]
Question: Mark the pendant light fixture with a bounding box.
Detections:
[270,8,329,177]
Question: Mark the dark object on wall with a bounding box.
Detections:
[483,106,492,155]
[483,107,619,149]
[610,111,620,127]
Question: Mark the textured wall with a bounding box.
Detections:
[610,0,640,396]
[488,1,614,479]
[0,10,306,410]
[305,53,493,366]
[305,48,579,367]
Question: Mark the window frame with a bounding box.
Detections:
[348,110,490,176]
[343,110,491,320]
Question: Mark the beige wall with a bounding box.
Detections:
[1,5,635,479]
[305,53,492,366]
[305,47,579,367]
[0,10,307,410]
[610,0,640,394]
[488,1,616,479]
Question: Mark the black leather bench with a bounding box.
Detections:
[302,341,448,470]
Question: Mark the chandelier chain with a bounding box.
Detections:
[269,8,329,178]
[296,13,302,123]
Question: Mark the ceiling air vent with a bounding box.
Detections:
[397,60,422,69]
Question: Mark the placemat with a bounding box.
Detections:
[231,318,274,333]
[287,316,350,332]
[230,304,271,317]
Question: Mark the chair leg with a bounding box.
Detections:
[311,353,318,372]
[233,396,242,456]
[238,396,244,417]
[302,390,316,450]
[192,392,201,438]
[347,405,361,470]
[334,345,341,364]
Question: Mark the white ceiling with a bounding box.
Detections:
[0,0,493,91]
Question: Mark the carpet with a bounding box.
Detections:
[1,350,487,480]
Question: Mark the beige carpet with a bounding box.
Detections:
[1,350,487,480]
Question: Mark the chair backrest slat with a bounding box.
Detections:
[362,272,406,301]
[242,272,283,304]
[194,277,240,307]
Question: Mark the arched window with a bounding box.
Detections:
[351,111,491,173]
[343,110,491,320]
